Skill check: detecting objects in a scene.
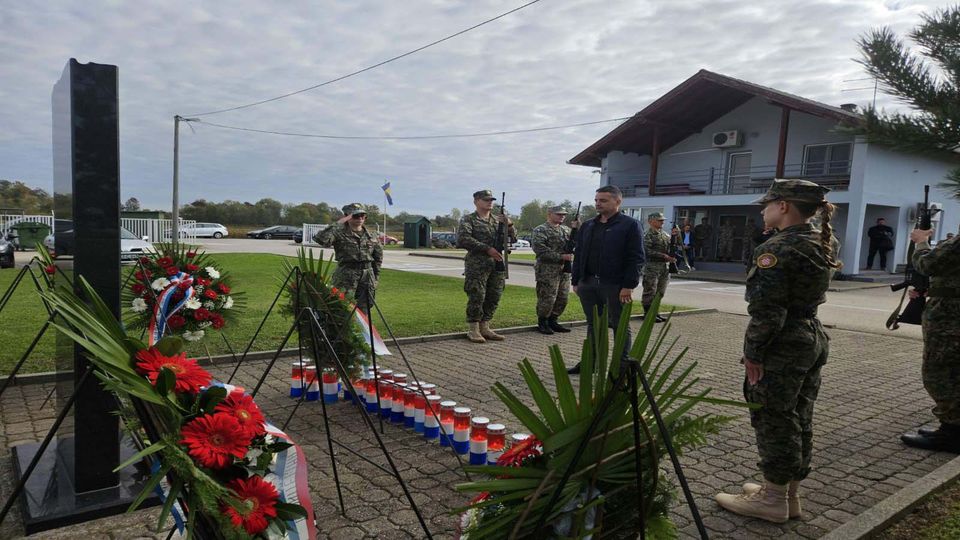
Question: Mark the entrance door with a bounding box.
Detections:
[716,214,748,262]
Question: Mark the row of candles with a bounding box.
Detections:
[291,361,528,465]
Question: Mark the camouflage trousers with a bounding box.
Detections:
[331,267,377,311]
[464,256,505,322]
[922,298,960,425]
[744,318,829,485]
[534,263,570,318]
[641,266,669,306]
[718,238,734,259]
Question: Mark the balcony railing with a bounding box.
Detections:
[612,160,851,197]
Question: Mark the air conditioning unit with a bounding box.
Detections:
[711,130,741,148]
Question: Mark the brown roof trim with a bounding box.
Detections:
[568,69,862,167]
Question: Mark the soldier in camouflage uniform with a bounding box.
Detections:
[531,206,579,335]
[641,212,673,323]
[457,190,517,343]
[900,229,960,452]
[717,219,736,261]
[313,203,383,310]
[716,179,841,523]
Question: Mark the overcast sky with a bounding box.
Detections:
[0,0,950,217]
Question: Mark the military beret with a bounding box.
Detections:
[753,179,830,205]
[647,212,665,220]
[547,205,568,214]
[342,203,366,215]
[473,189,496,200]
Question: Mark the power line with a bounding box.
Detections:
[194,116,632,140]
[185,0,542,117]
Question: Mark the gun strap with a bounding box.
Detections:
[885,286,908,330]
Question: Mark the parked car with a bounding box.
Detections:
[165,222,229,239]
[509,239,531,249]
[378,233,399,245]
[246,225,300,240]
[43,227,153,264]
[431,231,457,249]
[0,234,14,268]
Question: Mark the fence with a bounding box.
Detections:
[0,214,55,234]
[121,218,198,242]
[301,224,328,246]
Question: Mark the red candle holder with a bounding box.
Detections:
[471,417,489,442]
[488,423,506,451]
[453,407,471,431]
[440,400,457,423]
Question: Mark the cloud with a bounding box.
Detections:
[0,0,952,217]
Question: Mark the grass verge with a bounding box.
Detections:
[878,477,960,540]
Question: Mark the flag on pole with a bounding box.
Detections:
[381,181,393,206]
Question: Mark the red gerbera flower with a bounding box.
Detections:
[44,265,56,275]
[215,389,266,438]
[157,256,174,267]
[180,413,250,469]
[185,263,199,272]
[134,269,153,281]
[338,292,346,301]
[211,314,225,329]
[221,475,279,535]
[497,437,543,468]
[131,283,146,295]
[139,256,150,264]
[330,287,339,295]
[135,347,211,393]
[193,308,211,321]
[218,283,231,294]
[186,251,197,258]
[204,289,218,300]
[165,266,180,276]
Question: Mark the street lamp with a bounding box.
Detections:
[172,115,198,246]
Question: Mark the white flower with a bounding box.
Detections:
[185,297,202,310]
[130,298,148,313]
[223,296,234,309]
[151,277,170,291]
[264,434,275,445]
[204,301,215,310]
[194,285,204,294]
[205,267,220,279]
[245,447,263,462]
[198,321,212,329]
[182,330,205,342]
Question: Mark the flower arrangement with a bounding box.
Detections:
[455,300,742,539]
[45,277,312,539]
[281,248,369,377]
[123,243,241,344]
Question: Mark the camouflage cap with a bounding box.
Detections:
[753,179,830,205]
[342,203,366,215]
[547,205,568,214]
[473,189,496,200]
[647,212,665,221]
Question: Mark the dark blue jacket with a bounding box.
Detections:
[572,212,644,289]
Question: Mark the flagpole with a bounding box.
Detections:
[383,189,388,242]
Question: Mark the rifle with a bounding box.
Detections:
[886,185,940,329]
[494,192,509,279]
[561,202,581,273]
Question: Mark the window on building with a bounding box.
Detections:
[803,143,852,176]
[727,152,753,191]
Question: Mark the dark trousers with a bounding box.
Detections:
[866,246,890,270]
[578,276,631,357]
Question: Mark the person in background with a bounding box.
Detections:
[866,217,895,271]
[694,217,713,261]
[682,223,696,271]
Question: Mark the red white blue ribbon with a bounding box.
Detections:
[147,271,194,346]
[352,305,391,356]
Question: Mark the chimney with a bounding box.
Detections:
[840,103,858,112]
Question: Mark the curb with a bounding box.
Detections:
[407,251,535,267]
[821,453,960,540]
[0,308,718,388]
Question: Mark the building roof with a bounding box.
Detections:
[403,216,430,224]
[568,70,862,168]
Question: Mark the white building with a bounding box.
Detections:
[569,70,960,275]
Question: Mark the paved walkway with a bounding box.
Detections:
[0,312,950,539]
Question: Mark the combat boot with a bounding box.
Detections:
[902,423,960,453]
[548,317,570,333]
[715,481,789,523]
[466,322,486,343]
[742,481,801,518]
[479,321,505,341]
[641,304,667,324]
[537,318,554,335]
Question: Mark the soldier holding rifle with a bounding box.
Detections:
[531,204,580,335]
[457,189,516,343]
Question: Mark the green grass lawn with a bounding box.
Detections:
[0,253,679,375]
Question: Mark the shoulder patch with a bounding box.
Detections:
[756,253,778,269]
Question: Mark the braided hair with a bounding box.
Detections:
[793,200,843,269]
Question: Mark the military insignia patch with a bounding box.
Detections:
[756,253,778,269]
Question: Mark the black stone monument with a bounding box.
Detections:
[11,59,149,534]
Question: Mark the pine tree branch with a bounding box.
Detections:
[940,167,960,201]
[912,6,960,90]
[857,28,946,111]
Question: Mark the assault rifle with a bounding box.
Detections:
[494,192,510,279]
[886,185,940,329]
[561,201,581,273]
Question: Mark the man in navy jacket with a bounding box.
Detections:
[567,185,645,374]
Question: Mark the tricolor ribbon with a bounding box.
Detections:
[352,305,391,356]
[147,272,194,346]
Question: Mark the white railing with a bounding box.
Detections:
[0,214,55,233]
[301,223,328,246]
[121,218,198,243]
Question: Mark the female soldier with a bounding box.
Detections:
[715,179,841,523]
[313,203,383,309]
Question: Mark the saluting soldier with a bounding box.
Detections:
[313,203,383,309]
[716,179,841,523]
[457,190,516,343]
[900,228,960,452]
[641,212,673,323]
[531,206,579,335]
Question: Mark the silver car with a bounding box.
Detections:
[44,227,153,264]
[165,222,229,239]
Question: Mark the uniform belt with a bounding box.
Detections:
[786,307,818,318]
[340,261,372,268]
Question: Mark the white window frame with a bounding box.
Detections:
[726,151,753,193]
[802,143,852,177]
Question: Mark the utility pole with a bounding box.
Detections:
[172,115,198,248]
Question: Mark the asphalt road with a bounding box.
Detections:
[186,238,922,340]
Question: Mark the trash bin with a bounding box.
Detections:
[10,222,51,251]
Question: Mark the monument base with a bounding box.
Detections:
[11,434,159,535]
